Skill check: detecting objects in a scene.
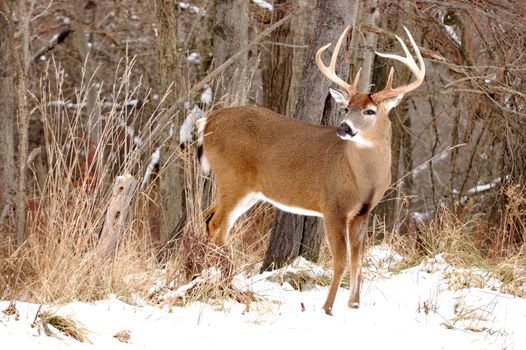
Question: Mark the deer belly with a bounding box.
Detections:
[256,193,323,217]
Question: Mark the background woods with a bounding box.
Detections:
[0,0,525,301]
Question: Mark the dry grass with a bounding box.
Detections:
[384,185,526,297]
[32,307,90,343]
[0,59,173,303]
[0,57,266,306]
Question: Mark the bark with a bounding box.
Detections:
[213,0,249,94]
[156,0,186,244]
[286,1,310,116]
[11,0,33,246]
[263,4,294,114]
[354,0,380,93]
[263,0,309,116]
[72,1,101,146]
[0,1,17,233]
[263,0,360,269]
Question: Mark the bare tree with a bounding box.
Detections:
[10,0,33,246]
[156,0,186,244]
[0,1,17,232]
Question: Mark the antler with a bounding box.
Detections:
[371,27,425,104]
[316,25,362,98]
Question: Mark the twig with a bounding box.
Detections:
[360,24,446,61]
[385,143,466,197]
[32,29,73,63]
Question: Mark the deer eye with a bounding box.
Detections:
[344,107,350,113]
[363,109,376,115]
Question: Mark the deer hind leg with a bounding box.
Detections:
[207,191,258,246]
[203,207,216,235]
[348,214,368,308]
[322,215,348,315]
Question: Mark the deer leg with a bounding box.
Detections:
[322,215,348,315]
[348,214,368,308]
[203,207,215,235]
[207,191,258,245]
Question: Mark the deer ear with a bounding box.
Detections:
[383,94,404,111]
[329,88,349,107]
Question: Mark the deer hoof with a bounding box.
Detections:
[349,302,360,309]
[323,306,334,316]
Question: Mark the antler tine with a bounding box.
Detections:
[316,25,357,97]
[371,27,426,104]
[351,66,363,92]
[385,67,394,89]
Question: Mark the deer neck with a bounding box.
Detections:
[343,119,392,193]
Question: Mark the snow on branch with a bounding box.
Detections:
[140,149,160,191]
[252,0,273,11]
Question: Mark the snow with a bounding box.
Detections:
[412,152,448,177]
[140,149,160,190]
[444,25,461,45]
[201,85,213,105]
[252,0,273,11]
[178,2,201,14]
[454,175,510,204]
[2,245,525,350]
[186,52,201,64]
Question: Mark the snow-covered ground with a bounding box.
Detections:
[1,246,525,350]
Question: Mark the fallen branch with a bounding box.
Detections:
[97,174,137,260]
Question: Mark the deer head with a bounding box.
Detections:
[316,26,425,145]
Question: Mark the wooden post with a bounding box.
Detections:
[97,174,137,259]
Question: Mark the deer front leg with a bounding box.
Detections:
[348,214,368,308]
[322,215,348,315]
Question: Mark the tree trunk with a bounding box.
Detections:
[263,1,292,114]
[72,1,101,147]
[11,0,32,246]
[0,1,17,234]
[263,0,360,269]
[263,0,310,116]
[97,175,137,260]
[354,0,380,93]
[155,0,186,245]
[213,0,249,98]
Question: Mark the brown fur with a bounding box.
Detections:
[202,101,392,314]
[200,26,424,314]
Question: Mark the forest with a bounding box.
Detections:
[0,1,525,346]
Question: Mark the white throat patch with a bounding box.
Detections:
[349,134,373,148]
[339,133,373,148]
[338,120,374,148]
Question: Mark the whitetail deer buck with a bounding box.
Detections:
[197,26,425,314]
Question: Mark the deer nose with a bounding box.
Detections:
[337,122,357,138]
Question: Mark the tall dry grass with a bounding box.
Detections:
[0,58,270,304]
[384,184,526,296]
[0,58,170,303]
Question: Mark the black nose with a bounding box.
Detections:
[337,122,357,138]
